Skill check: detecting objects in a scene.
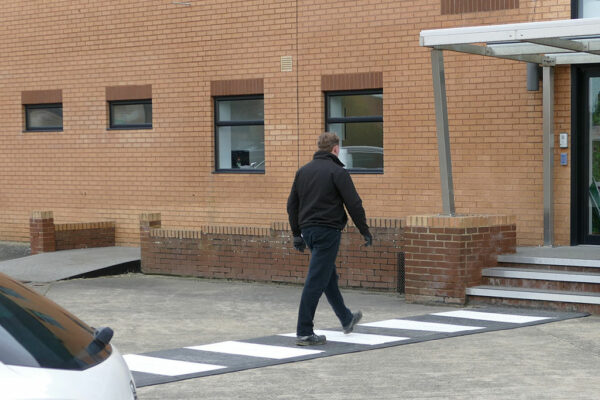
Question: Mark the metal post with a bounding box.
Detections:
[543,66,554,246]
[431,49,456,216]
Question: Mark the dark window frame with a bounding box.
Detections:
[24,103,63,132]
[325,89,383,174]
[108,99,152,130]
[214,94,265,174]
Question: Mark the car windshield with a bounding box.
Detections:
[0,273,112,370]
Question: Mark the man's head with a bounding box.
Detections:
[317,132,340,155]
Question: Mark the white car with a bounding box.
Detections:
[0,272,137,399]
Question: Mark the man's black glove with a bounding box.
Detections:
[362,232,373,247]
[293,236,306,252]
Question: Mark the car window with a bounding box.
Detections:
[0,273,112,370]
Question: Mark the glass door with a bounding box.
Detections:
[587,77,600,241]
[575,68,600,245]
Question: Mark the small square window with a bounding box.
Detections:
[214,95,264,172]
[109,99,152,129]
[24,103,63,131]
[325,90,383,172]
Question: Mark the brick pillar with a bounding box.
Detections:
[139,213,161,273]
[403,215,516,305]
[30,211,56,254]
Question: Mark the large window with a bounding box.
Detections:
[24,103,63,131]
[325,90,383,172]
[214,95,265,172]
[109,99,152,129]
[577,0,600,17]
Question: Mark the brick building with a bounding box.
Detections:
[1,0,599,249]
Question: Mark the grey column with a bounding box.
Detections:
[543,66,554,246]
[431,49,455,216]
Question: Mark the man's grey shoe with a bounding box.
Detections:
[296,334,327,346]
[343,310,363,334]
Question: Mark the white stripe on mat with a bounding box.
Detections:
[279,330,410,345]
[124,354,225,376]
[360,319,485,333]
[432,310,552,324]
[187,341,324,359]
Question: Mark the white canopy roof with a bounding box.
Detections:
[420,17,600,66]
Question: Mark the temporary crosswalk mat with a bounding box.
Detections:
[125,307,587,387]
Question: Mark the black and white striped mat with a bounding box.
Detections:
[125,307,587,387]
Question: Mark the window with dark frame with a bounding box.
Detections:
[109,99,152,129]
[325,90,383,173]
[214,95,265,172]
[24,103,63,132]
[441,0,519,15]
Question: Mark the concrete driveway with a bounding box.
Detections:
[34,274,600,400]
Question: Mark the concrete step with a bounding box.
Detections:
[467,285,600,304]
[497,253,600,270]
[483,267,600,283]
[496,263,600,274]
[467,285,600,314]
[481,267,600,292]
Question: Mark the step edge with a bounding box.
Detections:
[497,255,600,269]
[466,286,600,304]
[482,268,600,283]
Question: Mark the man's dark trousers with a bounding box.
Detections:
[297,226,353,336]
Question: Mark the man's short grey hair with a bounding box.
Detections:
[318,132,340,152]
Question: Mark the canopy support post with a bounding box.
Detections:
[431,49,456,216]
[543,66,555,246]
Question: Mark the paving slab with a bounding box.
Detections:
[0,246,140,282]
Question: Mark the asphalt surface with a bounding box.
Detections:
[0,241,30,261]
[35,275,600,399]
[2,242,600,399]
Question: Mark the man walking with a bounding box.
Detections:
[287,132,373,346]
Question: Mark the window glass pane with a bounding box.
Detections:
[328,122,383,169]
[26,106,62,130]
[589,77,600,235]
[579,0,600,17]
[218,99,264,122]
[217,125,265,170]
[328,94,382,118]
[111,102,152,127]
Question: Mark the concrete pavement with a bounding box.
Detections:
[0,241,30,262]
[35,273,600,400]
[0,246,140,282]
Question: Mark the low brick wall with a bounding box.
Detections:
[404,215,517,305]
[30,211,55,254]
[29,211,116,254]
[55,222,115,251]
[139,213,404,291]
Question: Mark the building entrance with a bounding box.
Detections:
[574,67,600,244]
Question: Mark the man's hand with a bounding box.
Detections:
[293,236,306,252]
[362,233,373,247]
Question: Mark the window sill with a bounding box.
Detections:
[22,129,63,133]
[107,126,153,131]
[348,169,383,174]
[213,169,265,174]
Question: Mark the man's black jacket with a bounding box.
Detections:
[287,151,369,237]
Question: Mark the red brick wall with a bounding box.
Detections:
[29,211,56,254]
[0,0,573,248]
[139,213,403,291]
[55,222,115,251]
[29,211,115,253]
[404,215,516,304]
